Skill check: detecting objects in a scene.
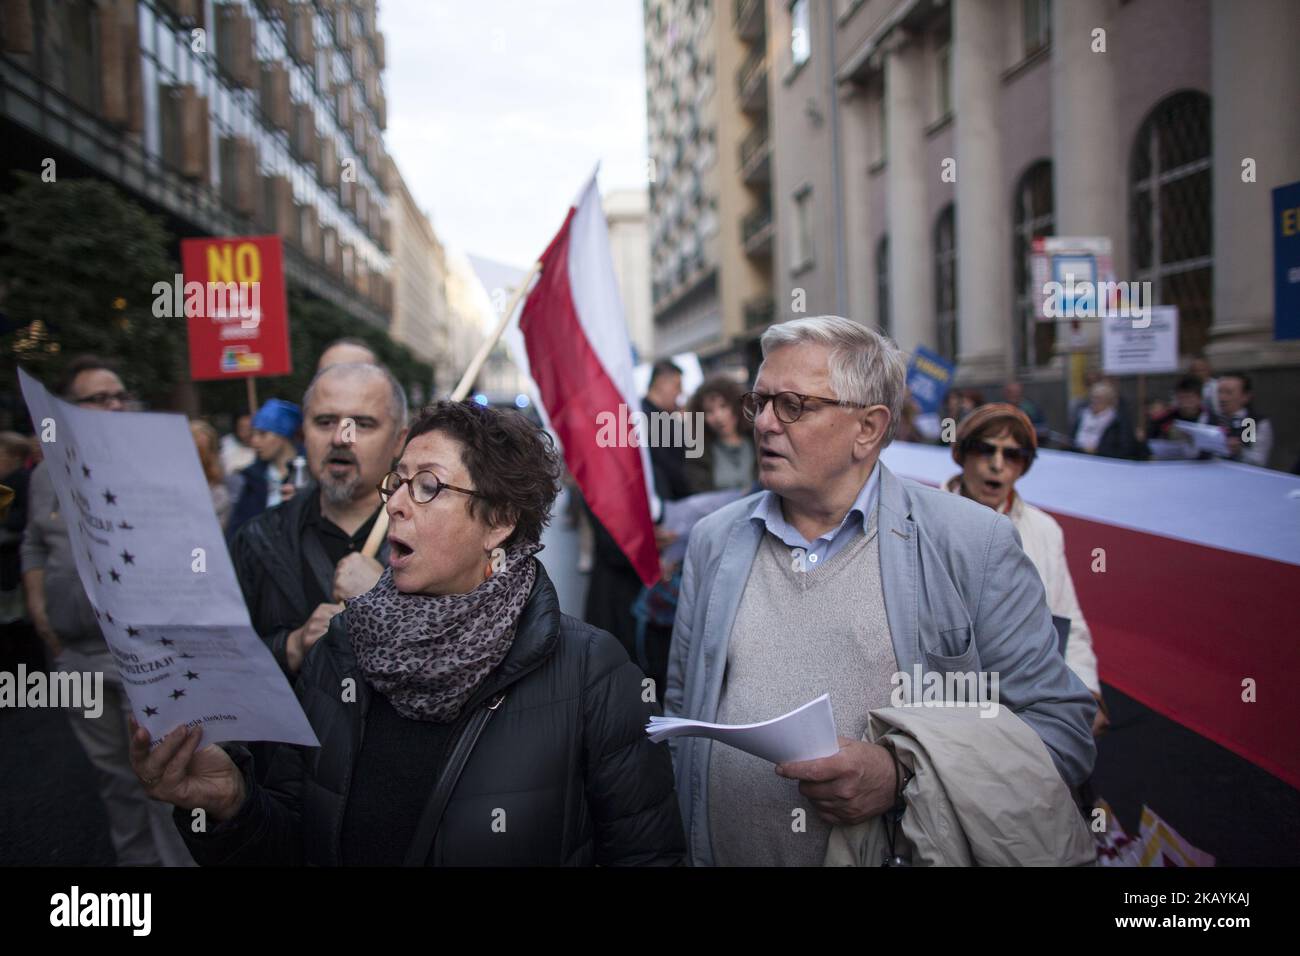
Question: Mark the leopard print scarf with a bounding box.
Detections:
[345,543,540,723]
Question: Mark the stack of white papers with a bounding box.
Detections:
[646,693,839,764]
[1171,421,1229,456]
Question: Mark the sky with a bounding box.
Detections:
[378,0,650,270]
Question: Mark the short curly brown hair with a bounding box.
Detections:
[404,400,562,548]
[686,375,752,438]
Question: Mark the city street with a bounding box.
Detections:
[1,0,1297,886]
[7,665,1298,866]
[0,490,591,868]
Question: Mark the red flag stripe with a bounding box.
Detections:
[519,207,660,586]
[1053,511,1300,790]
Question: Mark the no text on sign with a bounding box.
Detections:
[181,235,291,381]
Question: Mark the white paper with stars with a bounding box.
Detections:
[19,369,318,748]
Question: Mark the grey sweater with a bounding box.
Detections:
[20,462,101,645]
[707,508,897,866]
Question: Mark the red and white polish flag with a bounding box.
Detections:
[882,441,1300,789]
[516,172,661,586]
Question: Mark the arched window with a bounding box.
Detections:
[1012,160,1054,367]
[933,204,957,361]
[1130,90,1212,355]
[875,235,890,338]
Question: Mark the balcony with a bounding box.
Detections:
[743,295,775,331]
[739,125,770,185]
[742,204,773,258]
[736,48,768,115]
[733,0,766,43]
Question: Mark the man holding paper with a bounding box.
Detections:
[665,316,1096,867]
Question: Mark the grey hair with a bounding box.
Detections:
[1089,380,1117,403]
[303,361,408,431]
[759,315,908,445]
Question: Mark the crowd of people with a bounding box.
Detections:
[0,316,1286,867]
[897,356,1288,471]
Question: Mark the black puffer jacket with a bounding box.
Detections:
[177,561,685,866]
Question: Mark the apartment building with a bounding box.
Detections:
[760,0,1297,466]
[603,187,654,362]
[1,0,393,328]
[384,154,446,376]
[644,0,774,373]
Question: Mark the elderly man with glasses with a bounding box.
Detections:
[665,316,1096,867]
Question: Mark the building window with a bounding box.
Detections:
[875,236,891,338]
[1023,0,1051,57]
[935,43,952,121]
[791,0,811,68]
[51,0,97,113]
[792,185,814,272]
[873,84,888,166]
[1012,160,1055,367]
[1130,90,1213,356]
[934,204,958,362]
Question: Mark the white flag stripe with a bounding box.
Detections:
[881,441,1300,566]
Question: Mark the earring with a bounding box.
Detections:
[485,547,506,579]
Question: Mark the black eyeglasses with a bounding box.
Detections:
[377,470,482,505]
[966,439,1031,464]
[74,390,132,408]
[741,390,869,424]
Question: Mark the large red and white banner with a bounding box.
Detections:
[517,174,660,586]
[882,442,1300,789]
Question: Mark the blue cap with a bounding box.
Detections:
[252,399,302,439]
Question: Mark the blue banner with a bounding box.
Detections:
[1274,180,1300,340]
[906,346,956,415]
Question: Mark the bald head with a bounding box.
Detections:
[304,362,407,429]
[317,340,378,372]
[302,362,409,508]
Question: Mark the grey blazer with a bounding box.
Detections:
[664,461,1097,867]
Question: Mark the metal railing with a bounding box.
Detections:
[743,295,775,329]
[742,204,773,245]
[736,48,767,101]
[739,125,770,170]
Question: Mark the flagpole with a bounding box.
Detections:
[357,260,543,565]
[450,260,543,402]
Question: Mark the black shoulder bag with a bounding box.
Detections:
[402,691,507,867]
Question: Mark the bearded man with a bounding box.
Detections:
[230,362,407,678]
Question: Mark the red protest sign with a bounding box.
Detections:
[179,235,291,380]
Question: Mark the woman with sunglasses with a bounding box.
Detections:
[130,401,684,866]
[945,404,1108,737]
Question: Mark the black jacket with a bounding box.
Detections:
[177,562,685,866]
[1073,410,1146,460]
[642,398,693,502]
[226,459,276,542]
[228,487,390,676]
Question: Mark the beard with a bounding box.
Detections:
[320,471,361,507]
[318,452,363,507]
